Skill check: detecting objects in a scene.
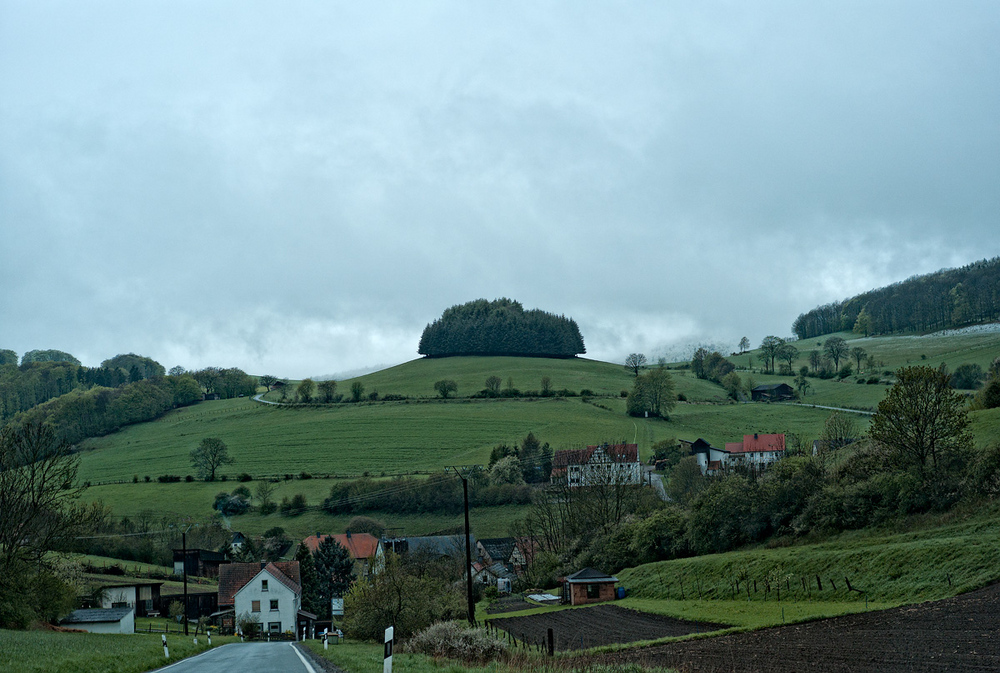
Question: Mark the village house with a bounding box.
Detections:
[560,568,619,605]
[301,532,383,577]
[217,561,314,639]
[551,443,641,487]
[683,438,729,475]
[726,433,786,470]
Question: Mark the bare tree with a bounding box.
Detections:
[738,336,750,354]
[851,346,867,372]
[624,353,647,376]
[824,337,849,370]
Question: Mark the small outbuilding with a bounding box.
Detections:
[751,383,795,402]
[60,607,135,634]
[561,567,619,606]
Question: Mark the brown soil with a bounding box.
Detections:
[588,582,1000,672]
[490,604,727,651]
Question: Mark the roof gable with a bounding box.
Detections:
[218,561,300,606]
[302,533,380,559]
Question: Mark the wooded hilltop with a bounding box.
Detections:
[418,298,586,358]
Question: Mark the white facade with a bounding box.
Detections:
[233,567,301,637]
[565,445,642,487]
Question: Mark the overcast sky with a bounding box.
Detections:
[2,2,998,379]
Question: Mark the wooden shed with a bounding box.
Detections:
[561,568,619,606]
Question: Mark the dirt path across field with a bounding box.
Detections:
[586,583,1000,672]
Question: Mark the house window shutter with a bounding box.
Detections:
[252,600,261,612]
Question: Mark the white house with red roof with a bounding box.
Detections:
[218,561,313,638]
[686,434,786,474]
[551,443,641,487]
[725,433,786,470]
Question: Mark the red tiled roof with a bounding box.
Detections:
[553,444,638,468]
[725,442,744,453]
[218,561,300,607]
[301,533,380,560]
[727,433,786,454]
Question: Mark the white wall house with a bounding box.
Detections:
[233,565,301,637]
[552,444,642,487]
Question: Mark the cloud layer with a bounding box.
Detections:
[2,2,998,377]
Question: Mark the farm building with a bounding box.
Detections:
[551,443,641,487]
[561,568,619,606]
[683,438,729,475]
[94,581,162,617]
[381,534,472,562]
[751,383,795,401]
[60,607,134,634]
[172,548,228,578]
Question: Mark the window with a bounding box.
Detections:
[251,600,261,613]
[261,580,269,592]
[270,599,279,611]
[586,584,600,599]
[268,622,281,633]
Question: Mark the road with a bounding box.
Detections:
[150,642,317,673]
[781,402,875,416]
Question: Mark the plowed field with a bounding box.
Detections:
[589,582,1000,672]
[490,604,728,651]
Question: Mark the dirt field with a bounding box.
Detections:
[490,604,728,651]
[589,582,1000,672]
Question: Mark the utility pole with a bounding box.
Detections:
[450,467,476,626]
[183,531,189,636]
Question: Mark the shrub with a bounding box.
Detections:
[132,475,138,483]
[232,485,252,499]
[185,475,194,482]
[381,394,406,401]
[157,475,181,483]
[620,390,628,398]
[299,472,312,480]
[677,392,687,402]
[238,473,253,482]
[580,389,593,396]
[280,493,308,516]
[258,501,278,516]
[405,621,508,663]
[144,475,151,482]
[214,491,251,516]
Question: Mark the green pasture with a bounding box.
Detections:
[76,397,646,484]
[618,504,1000,607]
[83,480,530,540]
[734,329,1000,379]
[0,629,238,673]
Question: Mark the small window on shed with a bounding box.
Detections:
[587,583,600,599]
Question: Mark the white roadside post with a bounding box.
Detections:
[383,626,394,673]
[207,629,212,646]
[323,628,329,650]
[162,633,169,659]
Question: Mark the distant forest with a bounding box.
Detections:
[418,298,586,358]
[792,257,1000,339]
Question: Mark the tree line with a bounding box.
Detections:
[0,348,259,444]
[418,298,586,358]
[792,256,1000,339]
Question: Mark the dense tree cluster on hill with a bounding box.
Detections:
[418,298,585,358]
[0,348,259,444]
[792,256,1000,339]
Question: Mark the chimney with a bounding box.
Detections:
[346,531,352,538]
[754,433,758,440]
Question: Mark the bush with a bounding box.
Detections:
[280,493,308,516]
[677,392,687,402]
[299,472,312,480]
[580,389,593,396]
[381,394,406,401]
[258,501,278,516]
[157,475,181,483]
[185,475,194,482]
[238,473,253,482]
[214,491,251,516]
[404,621,508,663]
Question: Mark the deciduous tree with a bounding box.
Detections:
[868,366,973,483]
[433,380,458,399]
[823,337,849,370]
[758,336,784,374]
[297,378,315,403]
[626,367,676,418]
[317,379,338,402]
[190,437,234,481]
[624,353,647,376]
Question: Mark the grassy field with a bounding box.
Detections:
[0,629,238,673]
[70,330,999,529]
[618,502,1000,608]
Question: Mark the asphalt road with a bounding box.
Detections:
[149,642,316,673]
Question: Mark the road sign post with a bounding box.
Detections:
[383,626,394,673]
